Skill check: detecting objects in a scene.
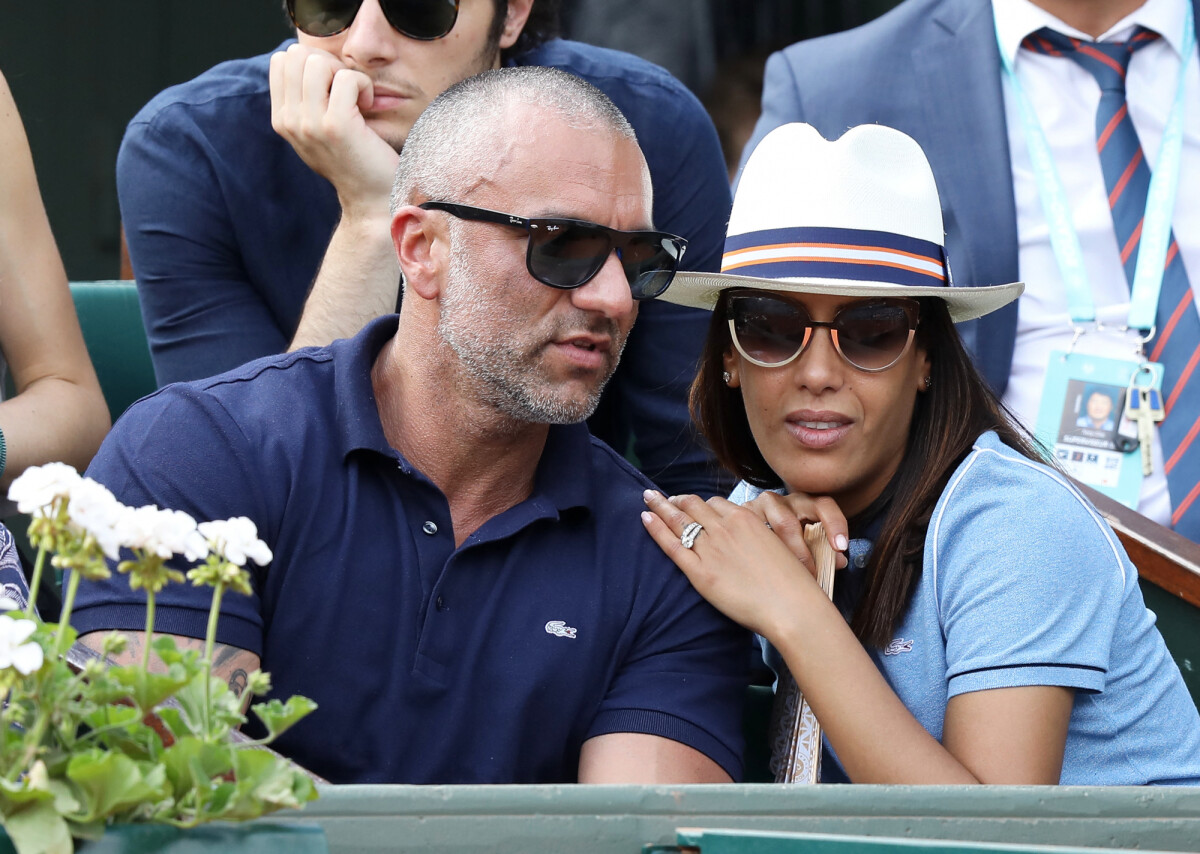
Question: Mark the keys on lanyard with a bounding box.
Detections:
[1125,366,1165,476]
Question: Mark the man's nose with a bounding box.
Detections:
[341,0,402,68]
[569,252,635,320]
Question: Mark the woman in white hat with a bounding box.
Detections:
[641,123,1200,785]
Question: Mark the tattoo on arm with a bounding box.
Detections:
[228,668,249,698]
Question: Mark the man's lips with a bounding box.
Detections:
[785,410,853,449]
[364,84,414,113]
[551,335,612,370]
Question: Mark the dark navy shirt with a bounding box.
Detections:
[116,39,732,497]
[71,317,748,784]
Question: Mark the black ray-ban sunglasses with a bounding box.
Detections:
[287,0,459,39]
[727,291,920,372]
[419,201,688,300]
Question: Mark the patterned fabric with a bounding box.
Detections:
[1023,27,1200,538]
[0,523,31,614]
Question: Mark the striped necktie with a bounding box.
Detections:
[1024,27,1200,540]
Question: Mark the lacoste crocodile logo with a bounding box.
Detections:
[883,638,913,656]
[545,620,577,639]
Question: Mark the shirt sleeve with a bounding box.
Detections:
[117,108,289,386]
[69,386,272,655]
[586,545,750,780]
[929,449,1127,697]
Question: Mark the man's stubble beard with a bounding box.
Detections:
[436,240,627,426]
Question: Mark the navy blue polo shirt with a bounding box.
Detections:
[71,316,747,784]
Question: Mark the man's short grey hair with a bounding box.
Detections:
[389,66,638,215]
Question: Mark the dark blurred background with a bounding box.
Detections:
[2,0,898,281]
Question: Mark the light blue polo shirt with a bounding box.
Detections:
[738,431,1200,785]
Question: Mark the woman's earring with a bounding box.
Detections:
[924,376,933,390]
[722,371,732,385]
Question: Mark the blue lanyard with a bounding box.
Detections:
[995,5,1195,334]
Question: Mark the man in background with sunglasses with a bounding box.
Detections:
[75,67,748,786]
[115,0,732,499]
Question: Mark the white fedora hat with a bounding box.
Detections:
[661,123,1023,322]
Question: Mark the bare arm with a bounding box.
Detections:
[578,732,732,783]
[0,71,109,483]
[78,631,261,712]
[268,45,401,350]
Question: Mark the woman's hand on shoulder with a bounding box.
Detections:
[741,491,849,573]
[640,489,842,639]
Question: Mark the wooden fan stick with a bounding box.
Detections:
[770,522,837,784]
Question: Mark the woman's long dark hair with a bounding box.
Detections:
[692,292,1043,648]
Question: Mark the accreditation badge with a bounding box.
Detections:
[1034,351,1162,508]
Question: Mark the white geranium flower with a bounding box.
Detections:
[198,517,272,567]
[114,504,163,554]
[7,463,82,515]
[154,509,209,563]
[115,505,209,562]
[0,614,44,675]
[67,478,126,560]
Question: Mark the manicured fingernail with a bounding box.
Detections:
[643,489,657,504]
[835,534,848,551]
[640,511,653,525]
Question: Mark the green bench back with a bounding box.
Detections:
[70,280,157,423]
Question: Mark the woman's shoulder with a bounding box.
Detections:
[929,430,1128,574]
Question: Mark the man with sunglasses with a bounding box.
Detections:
[115,0,732,499]
[74,67,748,786]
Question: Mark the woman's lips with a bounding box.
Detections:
[785,411,853,449]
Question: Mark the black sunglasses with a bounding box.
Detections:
[727,292,920,372]
[419,202,688,300]
[287,0,459,39]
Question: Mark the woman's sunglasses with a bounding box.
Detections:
[727,292,920,372]
[419,201,688,300]
[287,0,459,40]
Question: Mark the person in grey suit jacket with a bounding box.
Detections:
[743,0,1200,538]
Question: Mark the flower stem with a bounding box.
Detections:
[143,590,156,671]
[202,580,226,740]
[24,546,47,620]
[54,571,82,659]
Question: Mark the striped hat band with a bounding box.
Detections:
[722,226,948,288]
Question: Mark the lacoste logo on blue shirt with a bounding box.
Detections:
[545,620,577,639]
[883,638,913,656]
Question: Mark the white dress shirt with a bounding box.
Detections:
[994,0,1200,525]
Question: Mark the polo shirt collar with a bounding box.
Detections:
[331,314,400,460]
[330,314,592,516]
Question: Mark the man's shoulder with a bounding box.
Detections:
[127,46,281,133]
[517,38,704,130]
[117,346,337,435]
[519,38,691,97]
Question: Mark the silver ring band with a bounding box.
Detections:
[680,521,704,549]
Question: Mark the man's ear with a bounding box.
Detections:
[392,206,443,301]
[498,0,535,51]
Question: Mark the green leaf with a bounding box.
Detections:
[1,797,73,854]
[250,696,318,742]
[149,636,201,670]
[211,749,317,821]
[108,665,193,712]
[159,737,233,800]
[63,750,169,822]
